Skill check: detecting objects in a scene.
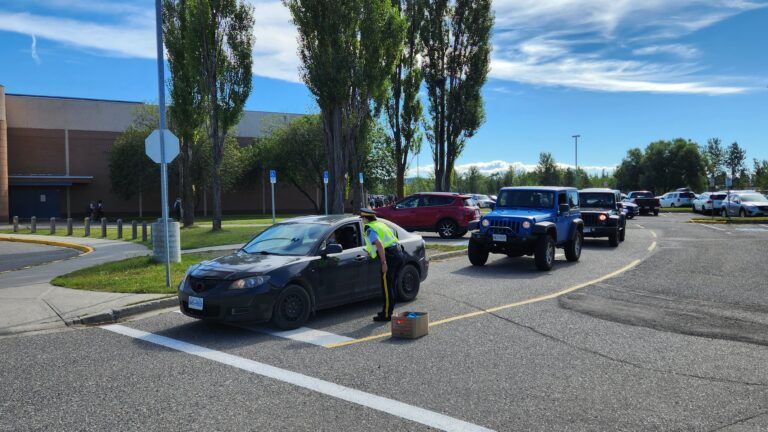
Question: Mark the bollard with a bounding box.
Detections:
[30,216,37,233]
[50,217,56,235]
[101,217,107,238]
[141,222,147,242]
[131,220,138,240]
[84,217,91,237]
[67,218,73,236]
[117,219,123,239]
[13,216,19,232]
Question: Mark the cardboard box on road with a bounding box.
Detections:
[391,311,429,339]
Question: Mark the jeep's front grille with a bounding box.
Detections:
[581,213,603,226]
[487,219,521,234]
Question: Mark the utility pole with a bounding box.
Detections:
[572,135,580,171]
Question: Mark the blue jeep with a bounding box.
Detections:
[468,187,584,271]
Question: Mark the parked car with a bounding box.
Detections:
[720,192,768,217]
[468,187,583,271]
[471,194,496,209]
[621,200,638,219]
[374,192,480,238]
[579,188,626,246]
[659,191,695,208]
[179,215,429,329]
[625,191,660,216]
[693,192,727,215]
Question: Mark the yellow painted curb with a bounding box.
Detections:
[0,235,94,255]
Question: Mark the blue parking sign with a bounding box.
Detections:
[323,171,329,184]
[358,172,364,184]
[269,170,277,184]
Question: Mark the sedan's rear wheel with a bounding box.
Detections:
[721,208,728,217]
[396,265,420,302]
[271,285,311,330]
[739,208,747,218]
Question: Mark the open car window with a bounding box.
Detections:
[324,222,362,251]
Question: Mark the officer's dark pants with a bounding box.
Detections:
[380,245,404,319]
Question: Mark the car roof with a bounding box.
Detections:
[579,188,616,193]
[280,214,357,225]
[629,190,653,193]
[414,192,470,199]
[499,186,576,192]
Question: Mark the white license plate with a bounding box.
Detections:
[492,234,507,242]
[188,296,204,311]
[584,227,593,233]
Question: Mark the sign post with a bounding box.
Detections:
[358,172,364,209]
[323,171,329,215]
[152,0,172,287]
[270,169,277,224]
[725,175,733,221]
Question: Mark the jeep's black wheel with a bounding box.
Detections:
[534,235,555,271]
[396,265,420,302]
[564,230,582,262]
[271,285,311,330]
[619,226,626,242]
[468,238,489,266]
[437,218,459,239]
[653,208,660,216]
[608,230,619,247]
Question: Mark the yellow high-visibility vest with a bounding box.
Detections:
[364,220,397,259]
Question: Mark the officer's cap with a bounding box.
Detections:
[359,208,377,219]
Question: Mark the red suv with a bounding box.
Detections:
[375,192,480,238]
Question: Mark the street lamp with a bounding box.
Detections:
[572,134,580,172]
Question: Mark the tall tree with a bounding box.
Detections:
[535,152,561,186]
[753,159,768,191]
[286,0,405,213]
[724,141,747,178]
[187,0,254,231]
[385,0,424,198]
[614,148,644,191]
[701,138,724,188]
[421,0,493,191]
[163,0,204,227]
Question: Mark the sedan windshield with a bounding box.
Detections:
[242,223,327,256]
[497,190,554,209]
[580,193,615,208]
[739,194,768,203]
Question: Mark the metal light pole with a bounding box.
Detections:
[154,0,171,287]
[572,135,580,171]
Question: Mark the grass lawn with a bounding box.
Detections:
[0,225,264,250]
[690,216,768,224]
[660,207,695,213]
[425,244,467,254]
[51,252,221,294]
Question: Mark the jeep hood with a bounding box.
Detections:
[486,208,553,220]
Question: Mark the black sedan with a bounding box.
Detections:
[178,215,429,329]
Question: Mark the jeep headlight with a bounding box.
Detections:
[522,220,531,229]
[481,219,490,227]
[229,276,271,290]
[598,214,607,221]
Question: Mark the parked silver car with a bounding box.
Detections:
[720,192,768,217]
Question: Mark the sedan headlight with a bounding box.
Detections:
[481,218,490,227]
[229,276,271,290]
[179,264,199,290]
[521,220,531,229]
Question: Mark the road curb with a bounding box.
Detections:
[0,235,94,254]
[72,295,178,326]
[429,249,467,261]
[689,219,767,225]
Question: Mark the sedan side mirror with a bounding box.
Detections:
[559,204,570,214]
[320,243,343,257]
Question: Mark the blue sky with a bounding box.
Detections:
[1,0,766,176]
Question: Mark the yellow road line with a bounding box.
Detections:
[647,241,657,251]
[651,231,657,238]
[0,235,94,254]
[326,258,643,349]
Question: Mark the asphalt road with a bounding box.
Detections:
[2,214,768,431]
[0,241,79,273]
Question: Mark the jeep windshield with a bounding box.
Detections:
[496,190,554,209]
[580,193,615,209]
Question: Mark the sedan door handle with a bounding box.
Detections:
[355,255,367,261]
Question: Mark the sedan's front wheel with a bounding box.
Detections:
[271,285,311,330]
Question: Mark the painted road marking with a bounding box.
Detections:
[172,310,352,347]
[102,324,494,432]
[327,258,643,349]
[700,224,726,231]
[647,241,656,251]
[635,224,645,229]
[735,228,768,232]
[650,231,657,238]
[761,224,768,228]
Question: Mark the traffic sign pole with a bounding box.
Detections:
[154,0,171,287]
[323,171,328,215]
[270,170,276,224]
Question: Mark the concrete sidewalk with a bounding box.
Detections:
[0,234,166,336]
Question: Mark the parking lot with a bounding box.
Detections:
[2,213,768,431]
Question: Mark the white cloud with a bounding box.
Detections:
[406,160,616,178]
[1,0,765,94]
[30,34,40,64]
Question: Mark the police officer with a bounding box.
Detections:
[360,208,404,322]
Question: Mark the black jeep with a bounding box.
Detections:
[578,188,626,247]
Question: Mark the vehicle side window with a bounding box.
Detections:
[325,223,361,250]
[396,197,419,209]
[558,193,567,205]
[568,191,579,209]
[422,196,453,207]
